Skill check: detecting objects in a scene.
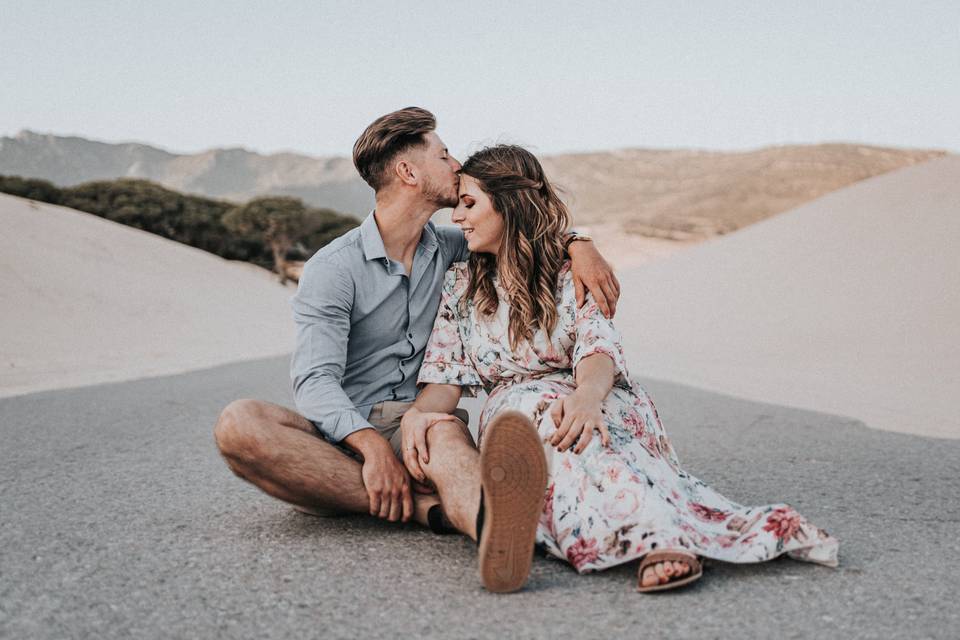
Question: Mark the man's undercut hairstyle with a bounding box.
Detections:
[353,107,437,192]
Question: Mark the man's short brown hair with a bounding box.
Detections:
[352,107,437,191]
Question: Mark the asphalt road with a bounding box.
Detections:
[2,356,958,639]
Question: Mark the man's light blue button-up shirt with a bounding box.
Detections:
[289,212,468,442]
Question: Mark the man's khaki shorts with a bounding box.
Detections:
[324,400,471,460]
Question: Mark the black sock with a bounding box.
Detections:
[427,504,455,535]
[475,488,485,547]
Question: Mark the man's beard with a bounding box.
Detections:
[422,175,459,209]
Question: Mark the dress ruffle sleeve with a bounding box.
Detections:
[417,263,484,397]
[566,271,631,388]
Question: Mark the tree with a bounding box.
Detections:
[297,207,358,256]
[223,196,308,283]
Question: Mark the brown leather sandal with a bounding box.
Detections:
[637,550,703,593]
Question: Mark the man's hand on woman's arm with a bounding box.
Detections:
[549,353,615,454]
[401,384,463,483]
[343,428,414,523]
[567,238,620,318]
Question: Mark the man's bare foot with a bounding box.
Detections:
[637,550,703,592]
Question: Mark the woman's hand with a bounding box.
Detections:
[400,406,460,483]
[548,390,610,454]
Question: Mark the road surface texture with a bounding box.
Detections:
[2,356,958,639]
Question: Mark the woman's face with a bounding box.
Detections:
[451,174,504,254]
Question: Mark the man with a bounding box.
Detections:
[214,107,620,591]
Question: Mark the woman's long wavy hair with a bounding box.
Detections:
[459,145,570,351]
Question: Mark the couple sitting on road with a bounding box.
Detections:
[214,107,838,593]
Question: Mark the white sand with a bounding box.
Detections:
[0,193,295,398]
[616,156,960,439]
[575,222,698,270]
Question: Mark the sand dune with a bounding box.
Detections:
[0,193,295,398]
[544,144,944,241]
[4,154,956,440]
[616,155,960,439]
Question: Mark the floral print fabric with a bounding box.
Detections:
[418,262,839,572]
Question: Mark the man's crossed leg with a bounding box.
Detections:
[213,399,480,537]
[214,400,549,593]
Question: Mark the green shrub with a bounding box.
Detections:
[0,175,63,203]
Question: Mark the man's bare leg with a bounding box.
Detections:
[419,421,482,540]
[213,399,439,525]
[421,416,548,593]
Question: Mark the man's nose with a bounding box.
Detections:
[450,156,462,171]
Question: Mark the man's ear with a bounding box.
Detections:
[394,158,418,187]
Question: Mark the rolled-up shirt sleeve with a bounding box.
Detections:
[289,259,372,442]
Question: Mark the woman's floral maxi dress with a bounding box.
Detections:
[418,262,839,573]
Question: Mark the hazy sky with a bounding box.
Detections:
[2,0,958,158]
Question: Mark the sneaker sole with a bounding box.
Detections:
[478,410,548,593]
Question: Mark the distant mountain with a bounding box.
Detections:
[1,130,946,238]
[542,144,947,240]
[0,130,375,216]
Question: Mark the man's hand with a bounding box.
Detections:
[345,429,414,522]
[400,406,460,484]
[549,390,610,454]
[567,239,620,318]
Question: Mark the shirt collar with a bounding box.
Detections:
[360,211,387,261]
[360,210,439,262]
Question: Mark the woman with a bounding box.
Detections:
[413,144,838,591]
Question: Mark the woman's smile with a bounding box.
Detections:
[452,174,504,254]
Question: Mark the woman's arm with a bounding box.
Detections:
[400,383,464,482]
[412,383,463,415]
[574,351,615,403]
[549,352,615,454]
